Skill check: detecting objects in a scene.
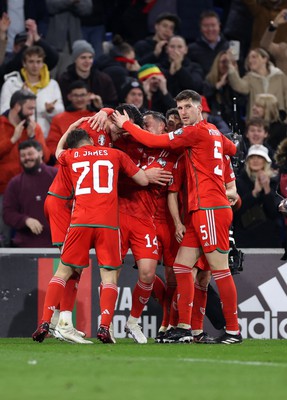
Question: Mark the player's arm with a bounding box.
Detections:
[131,169,149,187]
[167,191,186,243]
[112,110,171,148]
[55,117,90,159]
[222,133,237,156]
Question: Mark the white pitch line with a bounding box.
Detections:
[182,358,287,368]
[98,356,287,368]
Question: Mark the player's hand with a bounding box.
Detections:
[89,109,109,131]
[145,167,172,186]
[112,110,130,128]
[228,193,239,206]
[66,116,91,134]
[175,221,186,243]
[25,218,43,235]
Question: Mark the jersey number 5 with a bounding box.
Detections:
[214,140,223,176]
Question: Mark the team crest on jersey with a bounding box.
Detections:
[98,134,106,146]
[157,157,167,167]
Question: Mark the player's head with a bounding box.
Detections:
[66,128,93,148]
[166,107,182,132]
[116,104,144,128]
[175,90,202,126]
[143,110,166,135]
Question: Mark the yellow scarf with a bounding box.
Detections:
[21,64,50,94]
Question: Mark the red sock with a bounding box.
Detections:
[212,269,239,332]
[131,279,154,319]
[161,284,176,327]
[151,275,166,307]
[173,263,194,327]
[100,283,118,327]
[60,271,81,312]
[191,282,208,330]
[41,277,66,323]
[169,289,179,327]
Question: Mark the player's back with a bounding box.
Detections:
[59,145,136,228]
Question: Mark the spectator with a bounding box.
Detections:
[59,39,118,109]
[260,8,287,75]
[166,107,182,132]
[138,63,176,114]
[243,0,287,49]
[46,81,97,158]
[0,18,59,83]
[3,140,57,248]
[80,0,106,58]
[223,0,253,61]
[119,77,147,112]
[134,12,180,66]
[0,12,10,65]
[0,90,50,247]
[251,93,287,151]
[96,35,141,97]
[45,0,93,78]
[227,47,287,118]
[0,45,64,138]
[275,137,287,258]
[233,143,281,248]
[188,10,230,77]
[158,35,204,96]
[203,49,247,133]
[243,118,275,164]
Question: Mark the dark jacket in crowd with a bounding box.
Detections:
[58,63,118,108]
[233,169,282,248]
[158,56,204,97]
[188,35,229,77]
[3,163,57,248]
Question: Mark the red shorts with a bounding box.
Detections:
[155,220,179,267]
[44,195,72,246]
[61,226,121,269]
[120,212,159,261]
[181,207,232,253]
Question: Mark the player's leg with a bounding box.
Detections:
[32,261,74,342]
[95,228,121,344]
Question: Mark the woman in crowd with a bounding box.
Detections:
[233,144,281,248]
[227,47,287,119]
[251,93,287,152]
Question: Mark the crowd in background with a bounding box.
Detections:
[1,0,287,252]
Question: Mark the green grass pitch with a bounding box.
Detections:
[0,338,286,400]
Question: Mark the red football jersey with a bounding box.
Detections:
[167,120,236,210]
[48,165,73,199]
[58,145,140,228]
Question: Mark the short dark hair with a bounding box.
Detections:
[175,89,201,104]
[66,128,92,149]
[155,12,181,31]
[166,107,180,119]
[22,45,46,63]
[10,90,36,109]
[143,110,166,126]
[18,139,42,152]
[67,80,89,93]
[200,10,220,24]
[245,118,269,133]
[116,104,144,128]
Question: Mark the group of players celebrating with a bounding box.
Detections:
[32,89,242,346]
